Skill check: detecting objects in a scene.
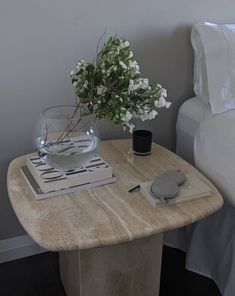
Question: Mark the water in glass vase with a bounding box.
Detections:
[34,105,100,171]
[38,135,99,171]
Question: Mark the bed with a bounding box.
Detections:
[164,97,235,296]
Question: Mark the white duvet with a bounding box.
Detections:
[195,108,235,207]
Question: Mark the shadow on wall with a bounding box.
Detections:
[134,25,195,149]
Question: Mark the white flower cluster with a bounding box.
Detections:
[71,36,171,133]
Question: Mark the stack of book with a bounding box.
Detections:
[21,155,116,200]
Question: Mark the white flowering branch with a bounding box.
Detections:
[70,36,171,133]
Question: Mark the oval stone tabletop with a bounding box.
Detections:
[7,139,223,251]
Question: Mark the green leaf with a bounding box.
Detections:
[86,64,95,72]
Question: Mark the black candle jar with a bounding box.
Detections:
[133,130,152,156]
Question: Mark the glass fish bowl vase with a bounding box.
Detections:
[34,105,100,171]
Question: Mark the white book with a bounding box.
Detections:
[21,166,116,200]
[27,155,113,193]
[140,173,212,208]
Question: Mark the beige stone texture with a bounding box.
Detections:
[7,139,223,251]
[60,234,163,296]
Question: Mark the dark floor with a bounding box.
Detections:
[0,252,65,296]
[160,246,221,296]
[0,246,221,296]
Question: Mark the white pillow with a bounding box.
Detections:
[191,22,235,114]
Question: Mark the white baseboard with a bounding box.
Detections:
[0,234,46,264]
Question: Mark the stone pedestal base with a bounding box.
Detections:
[59,234,163,296]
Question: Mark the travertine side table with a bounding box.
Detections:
[7,139,223,296]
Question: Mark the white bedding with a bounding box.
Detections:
[165,97,235,296]
[195,108,235,207]
[177,96,235,207]
[176,97,209,164]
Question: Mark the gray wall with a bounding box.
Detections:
[1,0,235,240]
